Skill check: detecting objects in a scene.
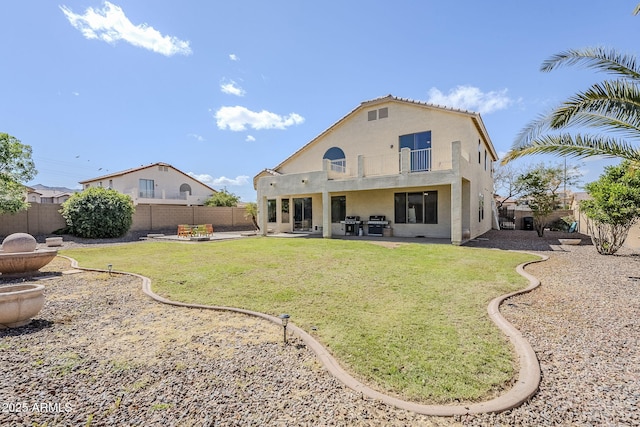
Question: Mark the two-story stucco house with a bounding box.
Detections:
[253,95,498,244]
[80,162,216,206]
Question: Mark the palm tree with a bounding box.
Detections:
[502,46,640,165]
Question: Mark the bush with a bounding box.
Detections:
[60,188,135,238]
[580,161,640,255]
[204,190,240,207]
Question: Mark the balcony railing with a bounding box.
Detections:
[130,189,188,200]
[330,159,346,173]
[410,148,432,172]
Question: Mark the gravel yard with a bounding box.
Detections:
[0,230,638,426]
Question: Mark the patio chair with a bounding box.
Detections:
[195,224,207,237]
[205,224,213,236]
[177,224,191,238]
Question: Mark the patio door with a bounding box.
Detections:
[293,197,312,231]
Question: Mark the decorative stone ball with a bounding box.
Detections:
[1,233,38,253]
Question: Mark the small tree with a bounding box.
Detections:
[516,163,581,236]
[245,202,259,230]
[60,187,134,238]
[0,133,37,214]
[580,161,640,255]
[493,163,528,208]
[204,190,240,207]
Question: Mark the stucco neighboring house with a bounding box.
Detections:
[26,186,75,204]
[253,95,498,244]
[79,162,216,206]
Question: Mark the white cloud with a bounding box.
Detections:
[220,79,246,97]
[215,106,305,131]
[187,133,205,142]
[72,91,80,96]
[229,53,239,61]
[427,85,512,115]
[188,173,250,187]
[245,135,256,142]
[60,2,192,56]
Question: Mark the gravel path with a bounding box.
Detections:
[1,230,638,426]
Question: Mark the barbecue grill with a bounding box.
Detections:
[367,215,389,236]
[340,216,361,235]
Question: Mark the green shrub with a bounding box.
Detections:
[60,188,134,238]
[580,161,640,254]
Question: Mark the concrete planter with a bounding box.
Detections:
[0,283,45,328]
[0,250,58,276]
[558,238,581,245]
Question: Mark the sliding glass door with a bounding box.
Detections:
[293,197,312,231]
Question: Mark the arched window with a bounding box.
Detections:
[180,183,192,195]
[323,147,346,173]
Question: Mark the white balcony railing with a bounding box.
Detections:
[410,148,432,172]
[130,189,188,200]
[324,148,441,179]
[330,159,346,173]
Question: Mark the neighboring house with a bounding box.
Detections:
[26,185,75,204]
[79,162,216,206]
[253,95,498,244]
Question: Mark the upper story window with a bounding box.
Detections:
[323,147,346,173]
[180,183,192,195]
[139,179,154,198]
[399,131,432,171]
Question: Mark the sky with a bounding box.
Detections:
[2,1,639,201]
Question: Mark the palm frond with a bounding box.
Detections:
[512,111,555,147]
[547,80,640,133]
[501,134,640,165]
[541,47,640,80]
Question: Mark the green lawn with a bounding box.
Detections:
[63,237,536,404]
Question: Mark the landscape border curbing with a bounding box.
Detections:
[61,251,548,417]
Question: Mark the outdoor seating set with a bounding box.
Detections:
[177,224,213,238]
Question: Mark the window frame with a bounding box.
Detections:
[267,199,277,223]
[394,191,437,224]
[331,195,346,223]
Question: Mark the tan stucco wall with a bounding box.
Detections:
[0,204,253,237]
[277,101,488,176]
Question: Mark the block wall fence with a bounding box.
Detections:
[0,204,254,237]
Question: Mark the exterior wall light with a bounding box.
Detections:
[279,313,290,345]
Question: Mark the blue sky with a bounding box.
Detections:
[2,1,639,201]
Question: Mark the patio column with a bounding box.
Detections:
[259,195,268,236]
[451,179,462,245]
[322,190,331,238]
[450,141,462,245]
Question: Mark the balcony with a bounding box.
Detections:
[326,148,450,179]
[123,188,203,205]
